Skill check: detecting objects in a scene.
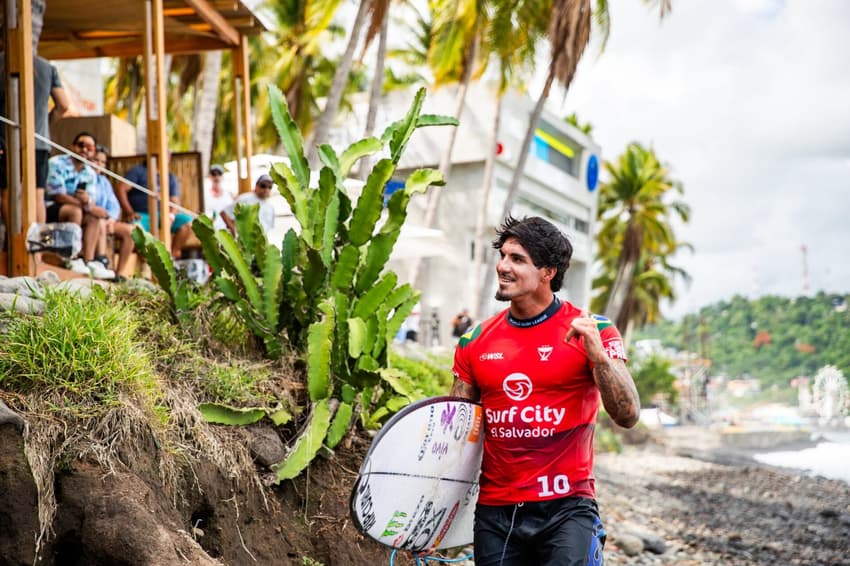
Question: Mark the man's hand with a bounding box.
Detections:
[564,309,608,365]
[566,309,641,428]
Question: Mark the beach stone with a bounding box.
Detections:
[614,533,643,556]
[0,293,45,315]
[36,270,61,286]
[0,275,43,297]
[0,400,25,431]
[249,426,287,468]
[52,278,111,297]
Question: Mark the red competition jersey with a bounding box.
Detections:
[452,300,627,506]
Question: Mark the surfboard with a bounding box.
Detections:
[350,396,484,552]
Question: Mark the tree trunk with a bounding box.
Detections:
[477,67,556,315]
[406,36,478,286]
[471,93,502,320]
[192,50,222,176]
[308,0,373,166]
[358,9,389,180]
[604,253,637,327]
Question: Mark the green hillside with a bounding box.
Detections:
[635,292,850,386]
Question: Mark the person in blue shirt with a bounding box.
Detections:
[114,156,194,257]
[44,131,114,279]
[91,146,135,278]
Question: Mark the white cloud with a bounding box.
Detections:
[548,0,850,318]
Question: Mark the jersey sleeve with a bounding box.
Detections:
[591,314,628,361]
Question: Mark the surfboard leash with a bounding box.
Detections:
[389,549,475,566]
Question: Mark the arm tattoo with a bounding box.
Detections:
[593,359,640,428]
[450,378,480,402]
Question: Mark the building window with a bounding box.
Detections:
[516,196,589,235]
[530,122,579,177]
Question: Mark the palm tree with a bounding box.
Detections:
[192,51,223,174]
[477,0,672,316]
[470,0,550,318]
[590,142,690,342]
[308,0,376,164]
[406,0,486,286]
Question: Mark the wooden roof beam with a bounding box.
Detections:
[182,0,239,45]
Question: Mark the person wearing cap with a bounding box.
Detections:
[204,164,233,230]
[220,174,275,236]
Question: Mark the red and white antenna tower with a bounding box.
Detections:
[801,243,810,295]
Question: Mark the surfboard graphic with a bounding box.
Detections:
[350,396,484,551]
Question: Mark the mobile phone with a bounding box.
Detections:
[76,182,87,191]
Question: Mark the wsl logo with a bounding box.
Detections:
[502,373,533,402]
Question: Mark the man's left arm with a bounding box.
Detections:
[566,313,640,428]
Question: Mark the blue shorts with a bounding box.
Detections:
[474,497,605,566]
[137,211,193,233]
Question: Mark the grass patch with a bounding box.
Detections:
[0,287,160,414]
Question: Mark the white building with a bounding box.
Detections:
[332,82,603,345]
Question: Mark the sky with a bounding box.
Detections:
[550,0,850,318]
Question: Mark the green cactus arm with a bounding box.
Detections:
[270,162,310,231]
[262,242,284,335]
[385,294,419,351]
[388,88,425,163]
[132,226,177,300]
[268,84,310,189]
[331,244,360,290]
[272,399,331,482]
[214,277,241,301]
[347,317,367,358]
[378,367,416,399]
[355,232,399,293]
[371,304,390,360]
[234,203,261,259]
[317,144,340,176]
[199,403,267,425]
[303,247,328,299]
[191,215,225,275]
[307,299,335,402]
[352,272,397,320]
[348,158,395,246]
[325,401,353,449]
[215,229,262,309]
[416,114,460,128]
[339,137,383,178]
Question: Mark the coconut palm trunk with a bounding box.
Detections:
[358,7,389,179]
[471,93,502,319]
[477,0,590,317]
[308,0,374,165]
[192,51,222,175]
[406,37,478,286]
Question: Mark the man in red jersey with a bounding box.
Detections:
[450,216,640,566]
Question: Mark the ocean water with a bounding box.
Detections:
[753,433,850,484]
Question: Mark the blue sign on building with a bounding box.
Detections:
[586,154,599,192]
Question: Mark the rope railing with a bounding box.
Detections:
[0,113,197,217]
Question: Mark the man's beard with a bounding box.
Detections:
[494,290,510,302]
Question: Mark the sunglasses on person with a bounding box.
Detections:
[258,183,272,189]
[75,141,95,151]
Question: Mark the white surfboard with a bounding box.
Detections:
[350,396,484,551]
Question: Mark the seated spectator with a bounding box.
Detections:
[114,155,194,258]
[44,131,114,279]
[91,146,135,279]
[221,174,275,235]
[204,164,233,230]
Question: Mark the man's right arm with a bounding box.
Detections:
[450,378,480,401]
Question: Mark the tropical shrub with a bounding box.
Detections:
[137,86,457,481]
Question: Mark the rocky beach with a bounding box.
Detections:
[593,431,850,566]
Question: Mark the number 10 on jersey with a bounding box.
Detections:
[536,474,570,497]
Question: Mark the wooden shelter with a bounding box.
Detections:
[1,0,264,276]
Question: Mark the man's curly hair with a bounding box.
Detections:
[492,215,573,292]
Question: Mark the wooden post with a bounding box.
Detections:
[232,35,252,194]
[143,0,171,250]
[4,0,37,276]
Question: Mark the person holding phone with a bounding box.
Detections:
[44,131,114,278]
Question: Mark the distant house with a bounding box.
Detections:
[335,83,603,345]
